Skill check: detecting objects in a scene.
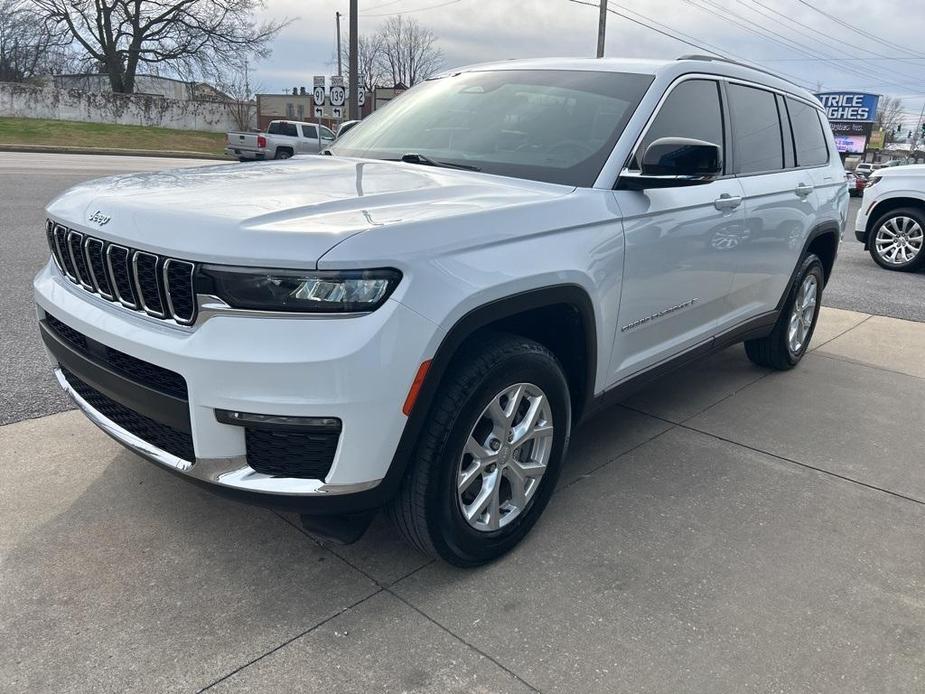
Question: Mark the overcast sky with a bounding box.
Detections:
[252,0,925,130]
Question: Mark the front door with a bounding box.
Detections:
[610,78,745,382]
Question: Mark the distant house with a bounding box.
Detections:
[51,74,231,102]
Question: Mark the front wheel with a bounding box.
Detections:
[745,253,824,370]
[868,207,925,271]
[389,334,571,566]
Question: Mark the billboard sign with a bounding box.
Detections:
[814,92,880,122]
[834,135,867,154]
[830,121,873,137]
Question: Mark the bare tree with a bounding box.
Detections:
[0,0,74,82]
[217,59,259,131]
[876,96,904,144]
[377,16,442,87]
[339,32,387,91]
[33,0,289,94]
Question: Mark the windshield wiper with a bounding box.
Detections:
[398,152,481,172]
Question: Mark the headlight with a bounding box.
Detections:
[198,266,401,313]
[864,175,881,189]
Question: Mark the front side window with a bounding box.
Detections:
[787,97,829,167]
[728,84,784,174]
[321,126,336,141]
[632,79,724,170]
[331,70,654,186]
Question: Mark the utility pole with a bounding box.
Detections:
[596,0,608,58]
[336,12,343,78]
[348,0,359,121]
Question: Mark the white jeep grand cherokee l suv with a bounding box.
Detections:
[34,56,847,565]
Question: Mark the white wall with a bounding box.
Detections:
[0,81,248,132]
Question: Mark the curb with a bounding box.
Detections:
[0,143,229,160]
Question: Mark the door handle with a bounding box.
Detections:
[714,193,743,211]
[794,183,814,198]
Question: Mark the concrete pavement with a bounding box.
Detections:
[1,307,922,693]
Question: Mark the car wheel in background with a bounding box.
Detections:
[868,207,925,272]
[274,148,293,160]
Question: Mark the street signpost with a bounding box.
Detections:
[357,86,366,108]
[330,75,346,128]
[313,76,326,151]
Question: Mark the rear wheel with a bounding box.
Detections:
[868,207,925,271]
[389,334,571,566]
[745,254,824,370]
[274,148,293,160]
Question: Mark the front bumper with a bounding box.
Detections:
[34,261,439,511]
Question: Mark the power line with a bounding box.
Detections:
[795,0,925,60]
[739,0,925,83]
[362,0,405,10]
[360,0,464,17]
[686,0,925,95]
[567,0,814,89]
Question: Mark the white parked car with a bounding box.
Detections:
[35,56,847,565]
[855,162,875,175]
[225,120,336,161]
[855,165,925,271]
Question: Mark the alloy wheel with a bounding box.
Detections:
[788,274,818,355]
[874,216,923,266]
[456,383,554,532]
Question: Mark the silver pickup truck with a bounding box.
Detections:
[226,120,336,161]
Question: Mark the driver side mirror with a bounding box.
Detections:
[619,137,722,190]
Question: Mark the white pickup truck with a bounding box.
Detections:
[225,120,336,161]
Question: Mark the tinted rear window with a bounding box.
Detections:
[728,84,783,174]
[787,98,829,167]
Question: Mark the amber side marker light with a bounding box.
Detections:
[403,360,432,416]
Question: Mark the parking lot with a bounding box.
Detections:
[2,154,924,692]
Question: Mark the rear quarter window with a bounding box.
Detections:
[787,98,829,167]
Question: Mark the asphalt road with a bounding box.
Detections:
[0,153,217,425]
[1,153,922,426]
[825,196,925,320]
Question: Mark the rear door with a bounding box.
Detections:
[722,83,820,326]
[610,78,746,381]
[300,124,321,153]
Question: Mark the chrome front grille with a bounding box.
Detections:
[46,220,198,325]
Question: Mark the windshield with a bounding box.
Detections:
[331,70,654,187]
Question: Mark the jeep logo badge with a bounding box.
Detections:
[88,210,111,226]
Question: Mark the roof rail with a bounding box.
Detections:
[676,53,800,88]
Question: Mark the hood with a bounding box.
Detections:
[874,164,925,176]
[46,156,572,267]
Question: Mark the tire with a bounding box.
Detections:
[867,207,925,272]
[389,333,571,567]
[745,253,824,370]
[274,148,293,160]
